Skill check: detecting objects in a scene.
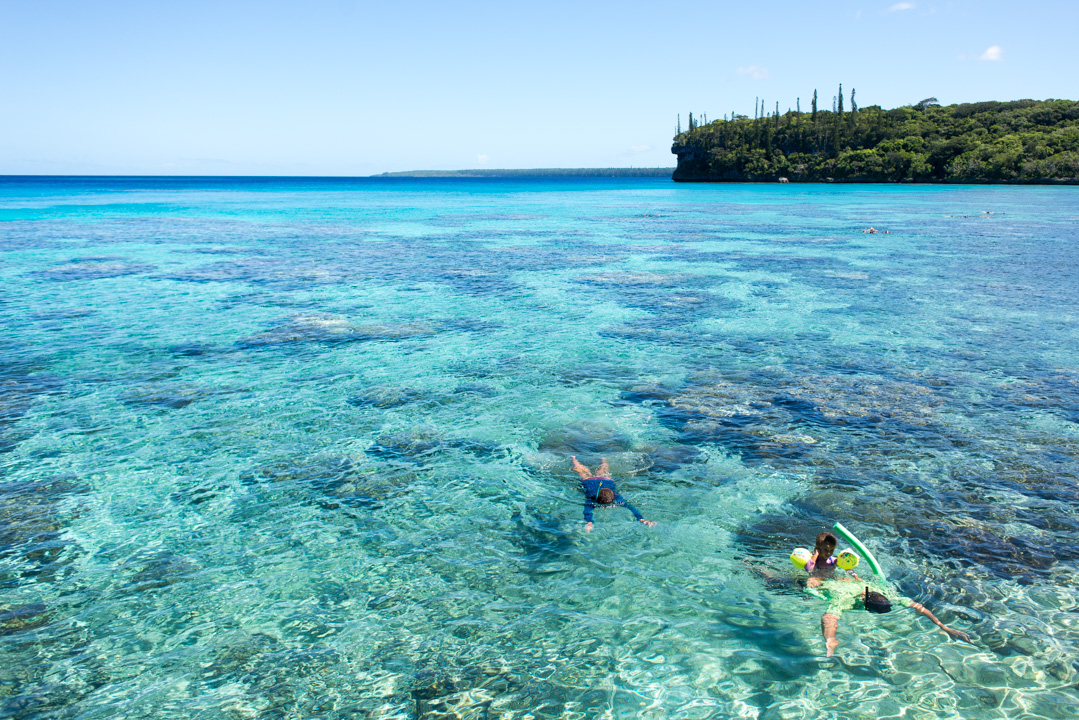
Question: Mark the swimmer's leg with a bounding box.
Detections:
[822,613,839,657]
[596,457,611,479]
[570,456,592,480]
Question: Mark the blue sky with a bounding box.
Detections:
[1,0,1075,175]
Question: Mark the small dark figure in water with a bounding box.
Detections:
[570,456,655,532]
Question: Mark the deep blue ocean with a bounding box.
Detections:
[2,176,1078,719]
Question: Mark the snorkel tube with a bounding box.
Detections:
[833,522,885,580]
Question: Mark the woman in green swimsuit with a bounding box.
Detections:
[817,582,971,657]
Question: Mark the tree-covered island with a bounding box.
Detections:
[672,89,1079,183]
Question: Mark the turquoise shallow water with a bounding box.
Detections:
[1,176,1078,719]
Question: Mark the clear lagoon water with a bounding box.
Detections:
[1,176,1078,719]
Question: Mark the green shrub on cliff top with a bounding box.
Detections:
[672,96,1079,183]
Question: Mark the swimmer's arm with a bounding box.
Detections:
[907,600,971,642]
[617,495,655,527]
[583,497,595,525]
[617,494,643,520]
[805,551,819,573]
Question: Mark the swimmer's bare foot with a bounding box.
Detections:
[826,637,839,657]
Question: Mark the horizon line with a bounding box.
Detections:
[1,167,676,179]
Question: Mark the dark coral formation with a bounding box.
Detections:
[32,256,154,281]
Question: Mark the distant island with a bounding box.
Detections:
[374,167,674,178]
[672,92,1079,183]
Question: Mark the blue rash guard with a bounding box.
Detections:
[581,477,643,523]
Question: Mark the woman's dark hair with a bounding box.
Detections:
[597,488,615,504]
[864,588,892,614]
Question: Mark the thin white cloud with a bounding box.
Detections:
[631,145,651,153]
[736,65,770,81]
[476,154,490,164]
[980,45,1003,61]
[888,2,915,11]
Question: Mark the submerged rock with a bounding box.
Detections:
[597,320,699,346]
[366,428,505,464]
[556,361,638,388]
[347,386,436,409]
[615,289,739,318]
[991,370,1079,420]
[444,437,505,458]
[452,382,499,398]
[240,313,435,347]
[124,550,199,592]
[0,363,64,453]
[28,308,97,322]
[511,507,576,576]
[538,420,636,456]
[32,256,154,281]
[662,369,943,435]
[199,632,281,682]
[436,267,520,296]
[619,383,677,405]
[240,456,415,511]
[639,443,704,473]
[166,342,220,357]
[163,258,353,285]
[0,476,86,566]
[118,383,210,409]
[614,365,953,469]
[368,430,444,461]
[169,484,219,506]
[242,456,362,492]
[576,271,694,287]
[435,317,505,334]
[0,603,50,635]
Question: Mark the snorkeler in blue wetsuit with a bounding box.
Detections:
[571,456,656,532]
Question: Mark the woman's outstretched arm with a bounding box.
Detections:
[908,601,971,642]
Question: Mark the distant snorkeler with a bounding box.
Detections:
[570,456,656,532]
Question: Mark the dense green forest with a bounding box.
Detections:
[671,91,1079,183]
[377,167,674,178]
